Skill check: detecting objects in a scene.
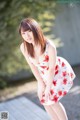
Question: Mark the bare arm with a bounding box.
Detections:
[45,41,57,89]
[20,43,45,84]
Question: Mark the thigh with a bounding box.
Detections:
[43,104,60,120]
[51,102,68,120]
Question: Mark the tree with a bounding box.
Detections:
[0,0,56,77]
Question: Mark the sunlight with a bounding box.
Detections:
[69,86,80,95]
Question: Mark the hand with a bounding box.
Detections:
[37,81,46,100]
[44,86,51,101]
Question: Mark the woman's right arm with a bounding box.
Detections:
[20,43,46,100]
[20,43,44,84]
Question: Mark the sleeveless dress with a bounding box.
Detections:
[29,41,76,105]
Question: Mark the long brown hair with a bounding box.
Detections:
[19,18,47,58]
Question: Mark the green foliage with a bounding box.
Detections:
[0,78,7,89]
[0,0,57,77]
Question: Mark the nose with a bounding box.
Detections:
[26,31,30,38]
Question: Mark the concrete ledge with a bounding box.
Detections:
[4,69,34,82]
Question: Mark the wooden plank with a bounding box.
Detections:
[8,98,42,120]
[0,98,40,120]
[0,97,50,120]
[0,101,26,120]
[18,97,50,120]
[0,103,16,120]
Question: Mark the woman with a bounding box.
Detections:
[19,18,76,120]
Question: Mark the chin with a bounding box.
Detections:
[28,41,32,44]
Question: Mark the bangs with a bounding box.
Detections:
[19,20,32,34]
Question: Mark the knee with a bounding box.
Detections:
[54,101,59,106]
[43,104,51,109]
[43,102,60,109]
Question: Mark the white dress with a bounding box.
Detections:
[29,41,76,105]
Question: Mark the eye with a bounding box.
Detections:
[21,32,25,34]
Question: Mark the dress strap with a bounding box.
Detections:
[45,41,49,54]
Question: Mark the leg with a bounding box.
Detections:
[43,104,60,120]
[51,102,68,120]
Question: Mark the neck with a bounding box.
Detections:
[33,43,41,49]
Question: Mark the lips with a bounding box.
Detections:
[27,37,32,41]
[29,38,31,40]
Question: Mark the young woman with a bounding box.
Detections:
[19,18,76,120]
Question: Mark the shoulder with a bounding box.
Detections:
[20,42,28,57]
[20,42,24,52]
[20,43,32,64]
[47,39,57,55]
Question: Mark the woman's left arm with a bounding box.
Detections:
[44,43,57,100]
[46,43,57,88]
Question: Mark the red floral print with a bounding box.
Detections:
[44,55,49,62]
[63,78,67,85]
[53,80,57,86]
[55,70,59,75]
[36,48,75,105]
[52,95,59,102]
[50,89,54,95]
[58,58,61,62]
[63,91,67,96]
[55,65,59,71]
[70,73,74,78]
[40,99,45,103]
[62,71,67,77]
[42,94,45,97]
[62,62,65,67]
[46,66,49,70]
[58,90,62,96]
[41,71,44,74]
[40,66,46,69]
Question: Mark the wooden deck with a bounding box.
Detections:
[0,96,50,120]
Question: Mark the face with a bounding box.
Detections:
[21,30,34,44]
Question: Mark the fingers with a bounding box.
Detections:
[44,88,50,101]
[38,91,43,100]
[45,92,49,101]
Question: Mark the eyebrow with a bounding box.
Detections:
[21,31,25,34]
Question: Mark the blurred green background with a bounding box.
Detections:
[0,0,58,89]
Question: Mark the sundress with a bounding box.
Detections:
[29,41,76,105]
